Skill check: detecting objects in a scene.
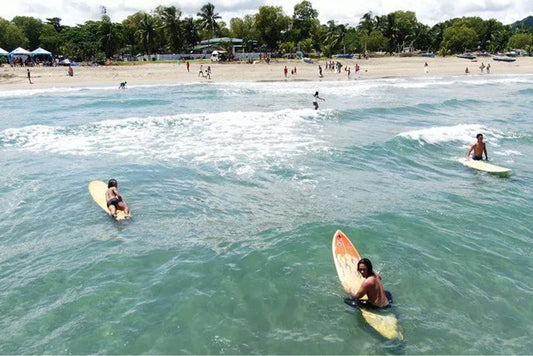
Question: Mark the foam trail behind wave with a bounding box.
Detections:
[0,109,329,173]
[397,124,510,145]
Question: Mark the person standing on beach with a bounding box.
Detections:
[312,91,325,110]
[465,67,469,74]
[466,133,488,161]
[284,66,288,78]
[186,61,190,72]
[27,69,33,84]
[486,63,491,74]
[318,65,323,78]
[480,62,485,73]
[68,64,74,77]
[424,61,429,74]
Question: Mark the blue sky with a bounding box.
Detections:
[2,0,532,26]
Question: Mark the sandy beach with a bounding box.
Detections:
[1,56,532,89]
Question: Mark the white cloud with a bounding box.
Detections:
[1,0,531,26]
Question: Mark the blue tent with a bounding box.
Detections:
[31,47,53,57]
[31,47,53,64]
[8,47,32,64]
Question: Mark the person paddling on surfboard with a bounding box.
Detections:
[466,133,488,161]
[347,258,391,309]
[106,179,130,218]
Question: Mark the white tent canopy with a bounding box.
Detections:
[0,48,8,56]
[10,47,31,55]
[31,47,52,56]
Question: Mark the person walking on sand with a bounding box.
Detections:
[312,91,325,110]
[486,63,490,74]
[466,133,488,161]
[465,67,469,74]
[186,61,190,72]
[284,66,288,78]
[68,64,74,77]
[27,69,33,84]
[318,65,323,78]
[480,62,485,73]
[424,61,429,74]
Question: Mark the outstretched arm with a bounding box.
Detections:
[484,146,488,160]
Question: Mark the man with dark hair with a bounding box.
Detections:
[467,133,488,161]
[346,258,390,309]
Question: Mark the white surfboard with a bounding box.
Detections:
[460,158,511,175]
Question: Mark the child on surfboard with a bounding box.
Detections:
[106,179,130,218]
[466,133,488,161]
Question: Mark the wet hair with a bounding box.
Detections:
[358,258,375,276]
[314,91,319,96]
[108,179,117,188]
[476,133,483,139]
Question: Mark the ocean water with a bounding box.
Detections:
[0,75,532,354]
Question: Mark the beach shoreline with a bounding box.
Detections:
[1,56,532,90]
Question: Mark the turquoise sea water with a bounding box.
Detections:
[1,75,532,354]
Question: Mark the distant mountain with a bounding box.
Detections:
[511,16,533,29]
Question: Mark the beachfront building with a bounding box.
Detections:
[194,37,244,55]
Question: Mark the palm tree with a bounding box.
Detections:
[358,12,375,35]
[136,13,157,55]
[325,21,348,54]
[197,2,221,38]
[156,6,183,52]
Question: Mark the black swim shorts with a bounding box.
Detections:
[107,196,122,208]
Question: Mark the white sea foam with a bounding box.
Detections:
[0,109,329,174]
[1,74,531,99]
[397,124,510,145]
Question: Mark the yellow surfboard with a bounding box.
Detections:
[332,230,403,340]
[88,180,131,221]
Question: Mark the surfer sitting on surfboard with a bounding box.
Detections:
[347,258,391,309]
[106,179,130,218]
[466,133,488,161]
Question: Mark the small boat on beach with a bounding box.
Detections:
[457,53,476,59]
[493,56,516,62]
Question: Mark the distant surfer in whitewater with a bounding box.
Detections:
[466,133,488,161]
[313,91,325,110]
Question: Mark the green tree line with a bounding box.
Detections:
[1,1,532,61]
